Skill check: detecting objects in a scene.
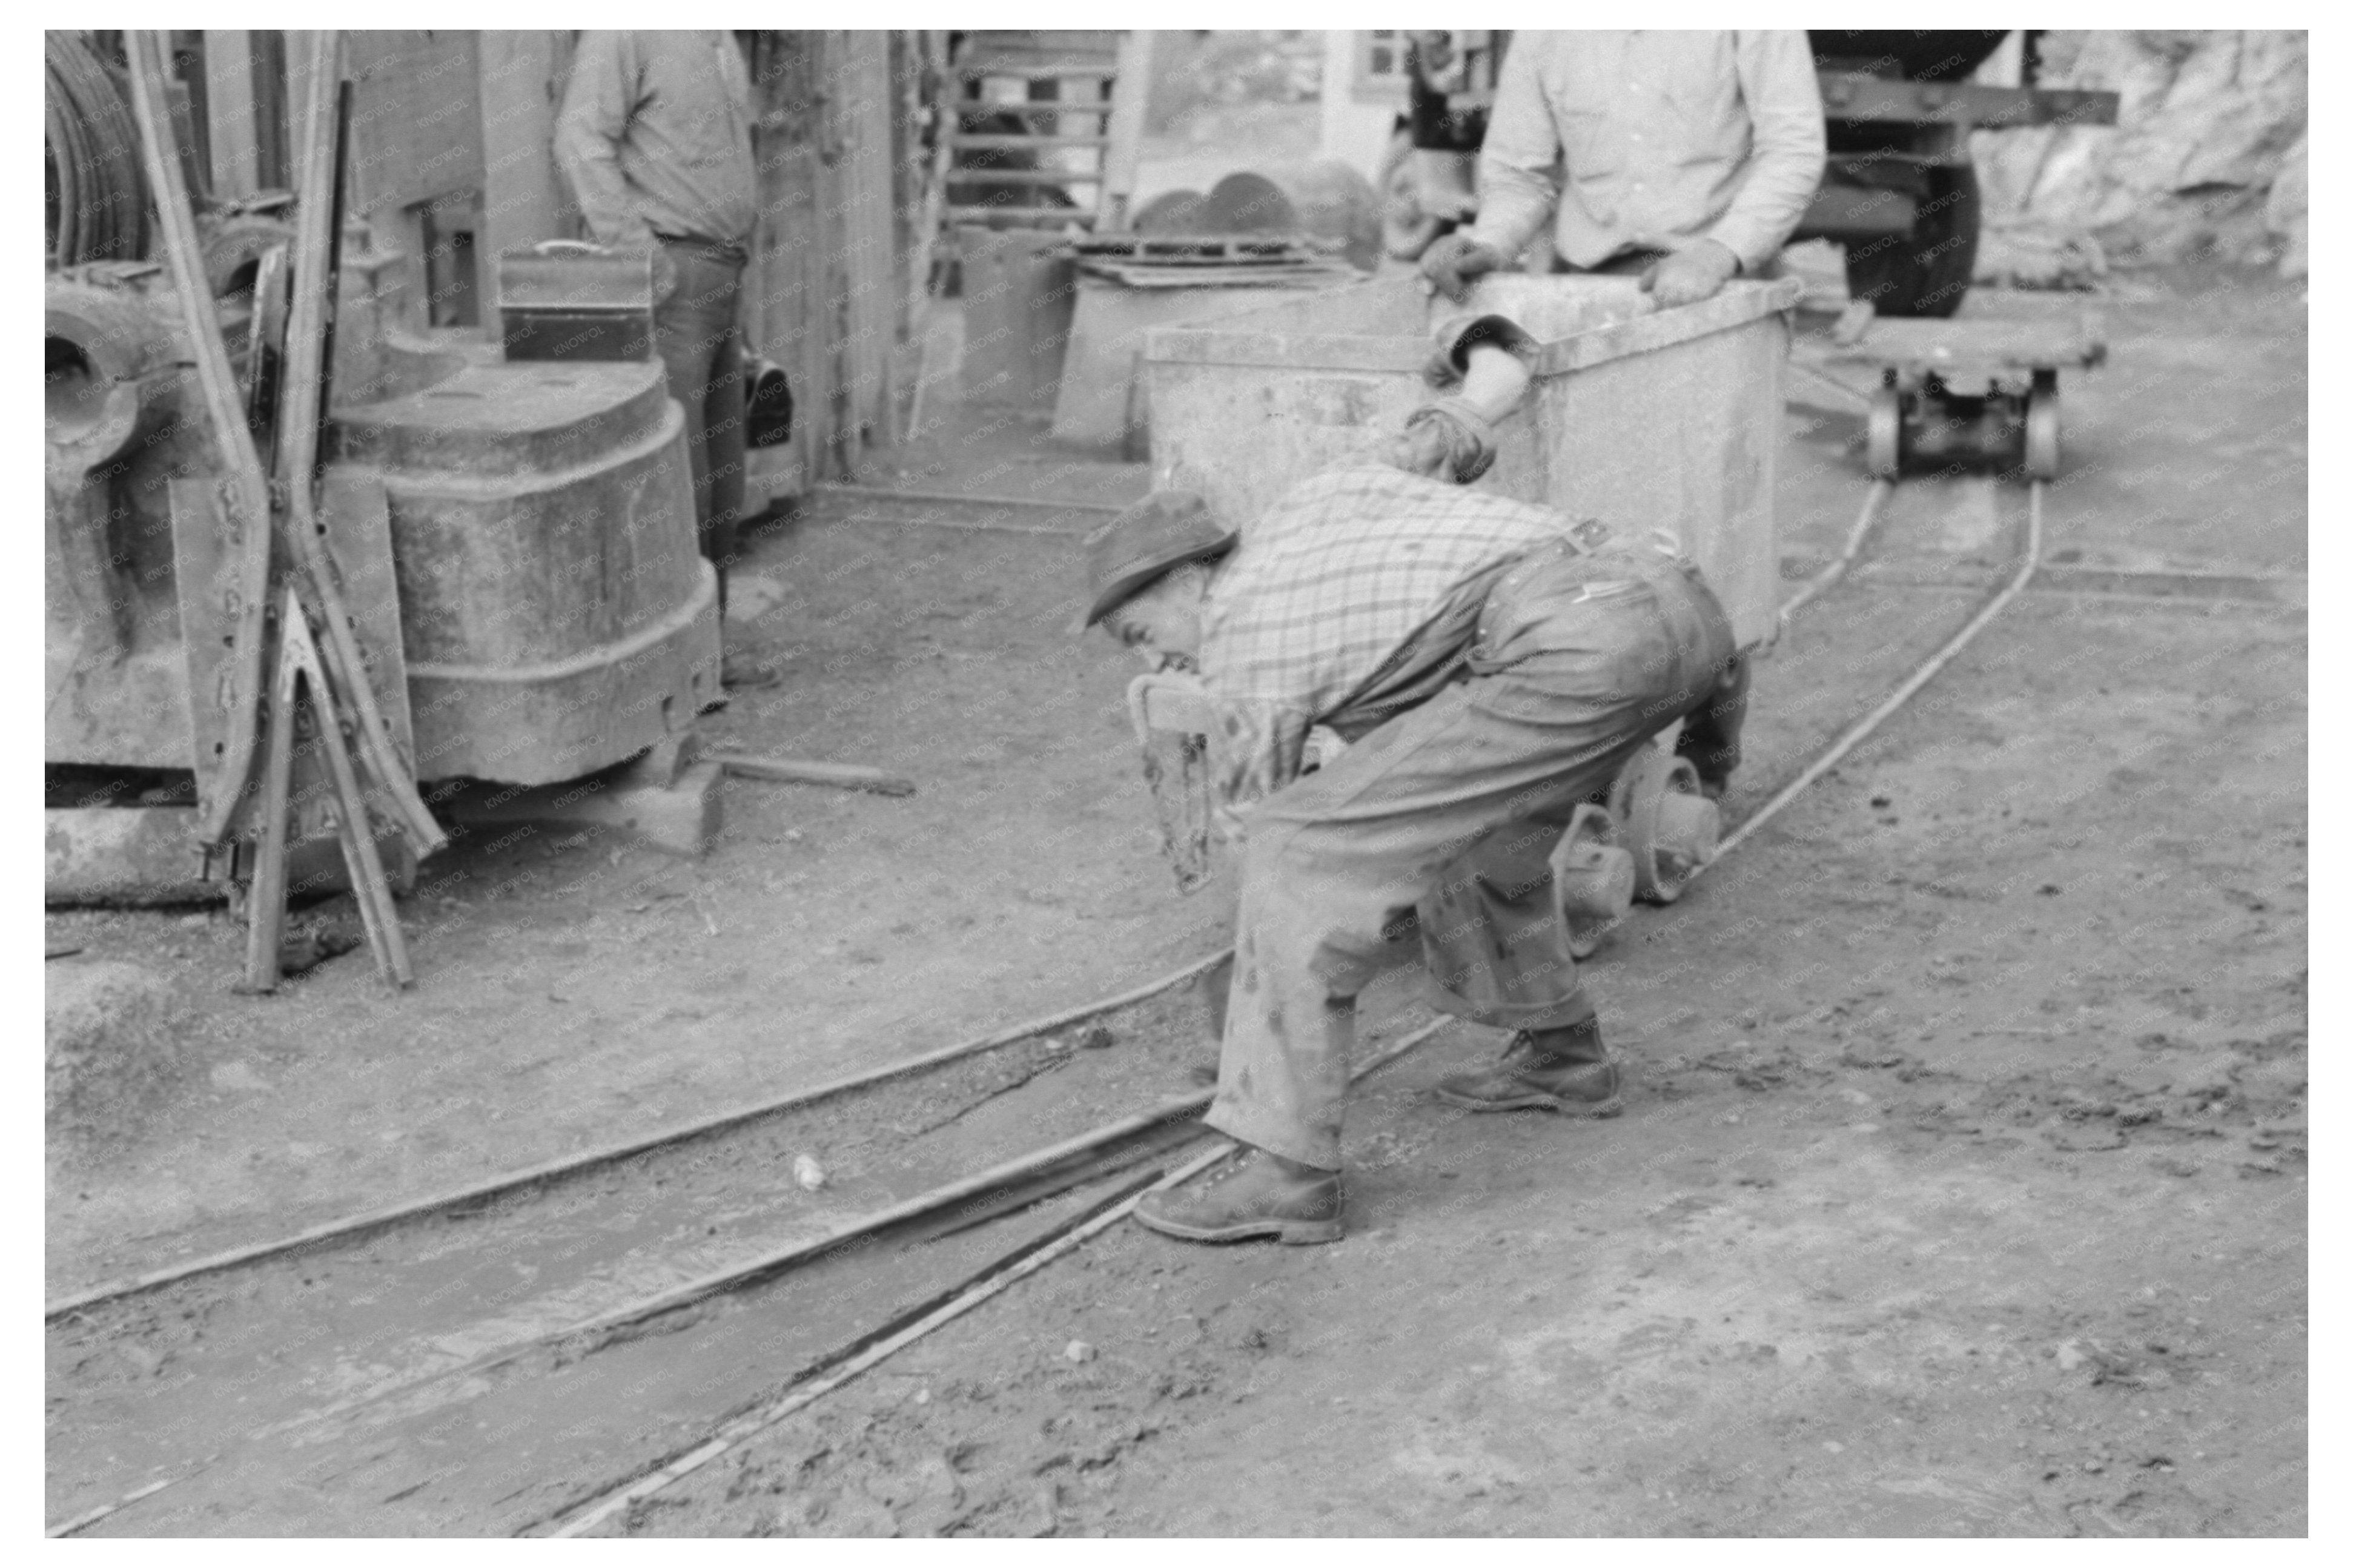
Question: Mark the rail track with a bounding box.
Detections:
[51,469,2063,1537]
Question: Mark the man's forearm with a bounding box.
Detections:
[1464,39,1560,262]
[1675,653,1750,790]
[1467,159,1555,263]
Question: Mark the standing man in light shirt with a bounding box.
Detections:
[557,30,774,688]
[1421,31,1825,308]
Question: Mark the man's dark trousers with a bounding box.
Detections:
[653,236,747,613]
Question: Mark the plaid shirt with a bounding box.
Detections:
[1198,466,1600,830]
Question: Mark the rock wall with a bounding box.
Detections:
[1972,30,2308,279]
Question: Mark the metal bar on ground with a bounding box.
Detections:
[45,948,1236,1317]
[816,482,1125,514]
[708,752,916,797]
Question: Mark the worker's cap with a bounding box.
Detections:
[1081,491,1237,628]
[1426,311,1541,386]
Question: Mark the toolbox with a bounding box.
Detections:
[495,241,657,363]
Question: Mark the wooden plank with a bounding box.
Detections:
[283,31,321,188]
[746,32,827,498]
[202,30,262,199]
[961,101,1113,121]
[951,133,1112,150]
[945,206,1097,225]
[842,31,898,465]
[945,167,1100,187]
[956,63,1118,81]
[343,31,484,218]
[476,30,565,341]
[1097,31,1153,231]
[708,751,916,797]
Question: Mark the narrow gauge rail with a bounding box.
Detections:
[54,471,2057,1536]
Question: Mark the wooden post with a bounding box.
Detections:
[203,28,262,200]
[842,30,898,468]
[747,31,825,501]
[476,30,566,340]
[1097,31,1155,231]
[283,31,319,191]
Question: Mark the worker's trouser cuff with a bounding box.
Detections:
[1203,1103,1343,1174]
[1425,983,1597,1034]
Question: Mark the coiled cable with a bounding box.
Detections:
[46,31,150,266]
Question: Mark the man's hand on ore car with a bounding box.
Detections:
[1640,239,1739,308]
[1418,235,1507,303]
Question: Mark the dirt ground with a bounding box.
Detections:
[47,254,2305,1536]
[617,265,2307,1538]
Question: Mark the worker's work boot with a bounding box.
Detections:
[1133,1149,1344,1245]
[1431,1019,1623,1117]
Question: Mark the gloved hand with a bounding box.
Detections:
[1639,239,1739,308]
[1423,312,1539,390]
[1380,415,1457,482]
[1381,400,1497,485]
[1418,234,1507,303]
[1674,653,1750,799]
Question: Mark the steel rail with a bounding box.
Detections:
[58,473,2046,1537]
[46,469,1907,1318]
[1775,478,1895,635]
[122,31,279,849]
[1717,480,2046,864]
[816,481,1128,515]
[45,950,1232,1318]
[535,474,2061,1536]
[532,1014,1454,1538]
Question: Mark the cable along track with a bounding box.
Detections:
[52,474,2053,1535]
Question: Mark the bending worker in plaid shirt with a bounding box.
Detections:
[1084,325,1747,1245]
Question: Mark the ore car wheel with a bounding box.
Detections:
[1608,748,1720,906]
[2024,372,2061,480]
[1866,385,1905,480]
[1550,805,1633,960]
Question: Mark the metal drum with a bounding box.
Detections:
[1143,273,1799,651]
[330,345,720,786]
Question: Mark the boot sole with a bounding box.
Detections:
[1432,1084,1625,1117]
[1131,1208,1345,1246]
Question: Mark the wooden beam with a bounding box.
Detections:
[202,29,262,199]
[475,30,566,339]
[746,31,825,500]
[1097,31,1154,231]
[282,31,320,190]
[842,30,898,465]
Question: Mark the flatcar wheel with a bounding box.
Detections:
[1867,385,1904,480]
[2024,372,2060,480]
